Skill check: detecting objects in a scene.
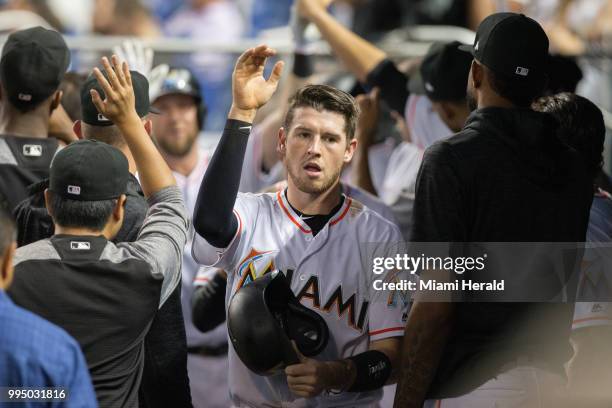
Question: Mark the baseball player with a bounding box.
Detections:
[191,45,407,407]
[149,65,230,408]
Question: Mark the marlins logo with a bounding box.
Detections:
[235,248,278,290]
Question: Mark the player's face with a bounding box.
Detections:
[281,107,356,194]
[152,94,199,157]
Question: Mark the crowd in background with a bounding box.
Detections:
[0,0,609,131]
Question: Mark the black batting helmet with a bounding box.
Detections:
[149,65,207,130]
[227,271,329,376]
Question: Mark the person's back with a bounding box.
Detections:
[0,27,69,212]
[11,234,164,407]
[417,106,592,396]
[9,60,188,408]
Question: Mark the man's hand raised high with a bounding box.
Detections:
[229,45,284,123]
[91,55,176,197]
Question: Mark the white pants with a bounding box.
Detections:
[188,353,231,408]
[424,366,568,408]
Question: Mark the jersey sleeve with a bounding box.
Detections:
[366,220,410,342]
[118,186,189,308]
[192,192,258,271]
[573,302,612,330]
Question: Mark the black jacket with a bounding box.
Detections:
[411,107,593,398]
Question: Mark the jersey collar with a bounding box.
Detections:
[277,189,352,234]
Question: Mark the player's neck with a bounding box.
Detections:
[54,224,113,240]
[0,112,49,139]
[286,180,343,215]
[118,145,137,174]
[163,146,199,177]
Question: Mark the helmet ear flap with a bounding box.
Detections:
[197,100,207,131]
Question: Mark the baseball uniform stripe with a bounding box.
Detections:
[277,191,312,234]
[369,326,404,336]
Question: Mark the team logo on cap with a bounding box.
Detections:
[67,185,81,195]
[515,67,529,77]
[70,241,91,250]
[97,113,111,122]
[22,144,42,157]
[18,93,32,101]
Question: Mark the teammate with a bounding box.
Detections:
[191,45,406,406]
[0,26,70,212]
[149,65,230,408]
[9,56,189,408]
[533,93,612,406]
[394,13,593,407]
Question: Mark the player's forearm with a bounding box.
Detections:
[308,8,386,83]
[192,273,227,333]
[192,118,250,247]
[351,138,377,196]
[393,302,454,407]
[117,114,176,197]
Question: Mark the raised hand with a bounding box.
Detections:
[90,55,139,127]
[355,87,380,147]
[112,39,154,78]
[229,45,284,123]
[296,0,334,21]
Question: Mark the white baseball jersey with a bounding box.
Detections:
[192,190,408,407]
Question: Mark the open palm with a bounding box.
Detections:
[232,45,284,111]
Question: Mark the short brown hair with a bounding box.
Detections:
[284,84,360,140]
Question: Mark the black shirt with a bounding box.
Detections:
[0,135,58,213]
[412,107,593,398]
[12,174,191,408]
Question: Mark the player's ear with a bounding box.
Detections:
[0,241,16,290]
[50,90,62,112]
[344,136,357,163]
[277,127,287,157]
[73,120,83,139]
[44,189,54,218]
[113,195,127,222]
[143,119,153,136]
[471,60,483,90]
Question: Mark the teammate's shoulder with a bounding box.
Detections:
[347,198,401,235]
[13,239,58,266]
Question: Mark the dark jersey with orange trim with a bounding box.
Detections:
[192,190,407,407]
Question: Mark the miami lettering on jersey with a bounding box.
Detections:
[235,246,370,332]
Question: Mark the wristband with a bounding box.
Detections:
[224,119,253,137]
[347,350,392,392]
[293,53,314,78]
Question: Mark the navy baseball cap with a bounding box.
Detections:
[459,13,549,81]
[0,26,70,110]
[49,140,128,201]
[81,70,159,126]
[408,41,472,102]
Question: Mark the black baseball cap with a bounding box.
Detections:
[459,12,549,81]
[49,140,129,201]
[0,26,70,110]
[81,70,159,126]
[408,41,472,102]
